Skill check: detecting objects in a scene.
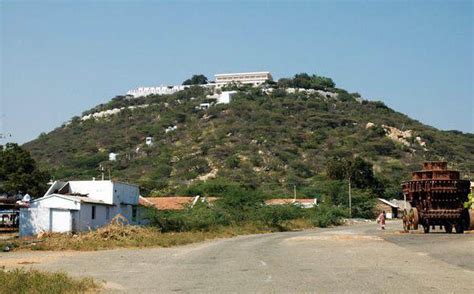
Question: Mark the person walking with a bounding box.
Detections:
[377,211,386,230]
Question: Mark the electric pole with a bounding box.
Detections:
[293,184,297,202]
[348,176,352,217]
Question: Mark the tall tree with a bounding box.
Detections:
[325,156,379,190]
[0,143,50,197]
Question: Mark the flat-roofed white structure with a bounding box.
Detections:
[126,85,189,98]
[19,180,141,236]
[215,71,272,87]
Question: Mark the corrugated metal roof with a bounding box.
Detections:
[377,198,398,208]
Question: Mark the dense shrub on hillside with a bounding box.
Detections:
[278,73,336,90]
[23,73,474,202]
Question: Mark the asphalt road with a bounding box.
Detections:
[2,221,473,293]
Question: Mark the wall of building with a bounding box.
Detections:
[68,181,114,204]
[113,183,139,205]
[20,181,141,236]
[374,202,396,219]
[126,85,189,98]
[29,195,80,210]
[77,203,109,231]
[215,72,272,87]
[20,207,51,236]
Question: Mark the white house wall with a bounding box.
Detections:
[19,208,51,237]
[30,196,80,210]
[68,181,114,204]
[76,203,136,231]
[113,183,139,205]
[77,203,109,231]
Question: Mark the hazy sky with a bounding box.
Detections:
[1,0,473,144]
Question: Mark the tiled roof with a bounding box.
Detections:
[139,196,218,210]
[265,199,316,205]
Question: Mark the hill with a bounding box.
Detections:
[23,74,474,202]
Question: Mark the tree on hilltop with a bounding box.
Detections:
[182,74,208,85]
[278,73,336,90]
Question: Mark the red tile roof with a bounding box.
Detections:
[265,199,316,205]
[139,196,218,210]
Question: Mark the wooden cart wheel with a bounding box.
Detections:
[412,208,419,230]
[402,209,409,231]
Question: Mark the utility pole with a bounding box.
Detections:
[293,185,297,203]
[99,165,105,181]
[348,176,352,217]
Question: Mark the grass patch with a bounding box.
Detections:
[0,267,100,293]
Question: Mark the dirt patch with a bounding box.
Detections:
[17,261,39,265]
[0,251,79,267]
[286,235,383,242]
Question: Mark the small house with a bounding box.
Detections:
[375,198,398,219]
[19,180,140,237]
[265,198,318,208]
[145,137,154,146]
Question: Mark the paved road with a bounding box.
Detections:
[1,221,473,293]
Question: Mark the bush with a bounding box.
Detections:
[309,204,348,227]
[257,204,305,229]
[216,186,264,222]
[149,203,228,232]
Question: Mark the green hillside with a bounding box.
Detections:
[23,74,474,203]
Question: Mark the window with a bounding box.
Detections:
[132,206,137,222]
[91,206,96,220]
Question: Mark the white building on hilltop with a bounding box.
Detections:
[20,180,140,237]
[126,85,190,98]
[206,91,238,104]
[126,71,272,98]
[215,71,273,87]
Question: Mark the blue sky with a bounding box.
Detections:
[1,0,473,144]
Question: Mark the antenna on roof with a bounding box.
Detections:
[99,164,105,181]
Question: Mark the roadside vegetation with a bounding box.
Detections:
[0,267,100,294]
[1,188,347,251]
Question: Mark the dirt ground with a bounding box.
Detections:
[1,220,473,293]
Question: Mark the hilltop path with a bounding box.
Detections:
[2,221,473,293]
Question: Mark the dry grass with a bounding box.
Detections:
[1,218,315,252]
[0,267,101,294]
